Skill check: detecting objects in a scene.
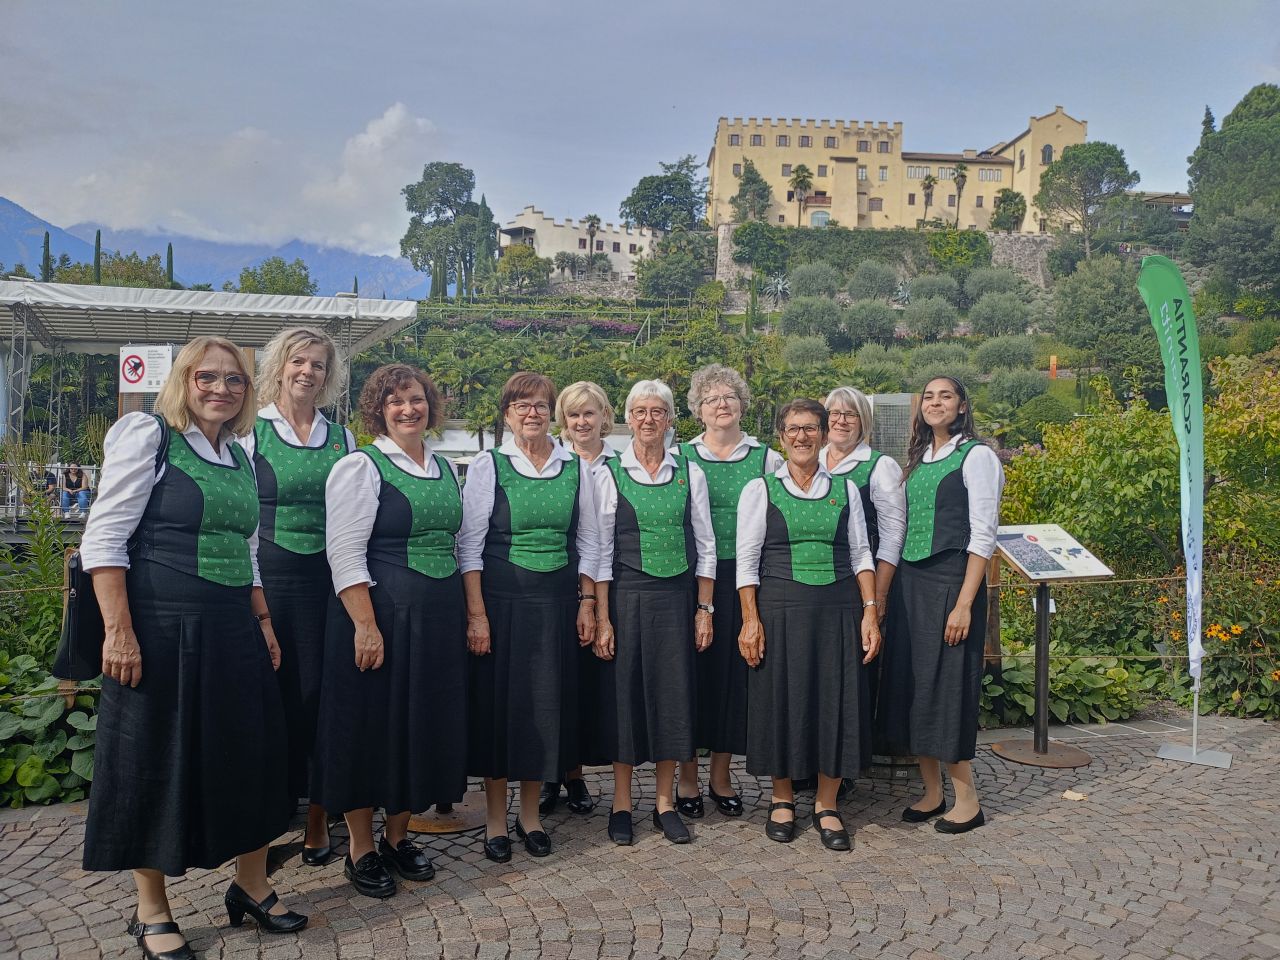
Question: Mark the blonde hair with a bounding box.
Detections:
[555,381,615,438]
[824,385,875,446]
[255,326,345,409]
[155,336,257,437]
[687,363,751,424]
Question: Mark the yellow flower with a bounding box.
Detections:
[1171,630,1182,640]
[1157,596,1169,604]
[1231,689,1242,702]
[1253,640,1264,648]
[1172,612,1182,621]
[1254,578,1266,586]
[1230,624,1243,635]
[1271,669,1280,683]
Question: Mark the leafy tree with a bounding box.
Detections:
[228,256,317,296]
[920,174,938,226]
[619,155,708,231]
[788,164,814,227]
[990,188,1027,232]
[1096,195,1179,250]
[782,335,830,369]
[848,260,898,301]
[964,266,1023,301]
[988,369,1047,407]
[849,360,905,394]
[845,300,897,347]
[777,296,845,343]
[1188,84,1280,229]
[907,342,970,374]
[909,361,979,392]
[0,261,34,279]
[637,250,702,299]
[1186,201,1280,302]
[586,252,613,279]
[1050,254,1147,348]
[401,162,489,300]
[926,229,992,273]
[788,260,841,298]
[654,227,717,274]
[1013,393,1073,445]
[975,335,1035,372]
[58,251,169,289]
[730,159,773,222]
[909,273,959,305]
[952,162,968,227]
[969,291,1031,337]
[731,220,788,275]
[903,296,958,342]
[1201,104,1216,139]
[494,244,552,293]
[584,214,601,261]
[1034,142,1140,258]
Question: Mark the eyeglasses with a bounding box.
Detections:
[193,371,249,394]
[781,424,822,439]
[630,408,669,422]
[701,393,739,408]
[828,410,861,422]
[510,401,551,416]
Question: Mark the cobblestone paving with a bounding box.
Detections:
[2,718,1277,960]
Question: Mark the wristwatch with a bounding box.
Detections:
[697,603,715,614]
[862,600,878,608]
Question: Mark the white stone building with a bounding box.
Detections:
[498,206,663,281]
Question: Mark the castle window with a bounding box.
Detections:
[629,243,638,254]
[729,134,741,146]
[978,168,1003,182]
[878,140,891,153]
[596,240,604,251]
[751,134,764,146]
[947,195,956,207]
[975,196,984,208]
[612,242,621,252]
[1019,149,1025,170]
[777,214,787,223]
[908,193,916,206]
[879,166,888,181]
[777,135,790,147]
[732,163,742,176]
[810,211,830,227]
[782,164,792,177]
[825,136,837,148]
[857,166,868,181]
[578,238,587,249]
[1041,144,1053,164]
[817,164,828,177]
[868,198,884,212]
[799,135,812,147]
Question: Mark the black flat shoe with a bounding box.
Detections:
[812,808,851,851]
[765,801,797,843]
[707,786,744,817]
[378,835,436,880]
[514,820,552,857]
[935,809,985,834]
[564,777,596,814]
[483,833,513,863]
[652,809,691,844]
[224,882,308,933]
[344,851,397,899]
[675,791,705,819]
[902,800,947,823]
[301,844,333,866]
[127,910,194,960]
[607,810,633,846]
[538,780,562,815]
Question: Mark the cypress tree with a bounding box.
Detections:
[41,232,52,282]
[93,230,102,284]
[166,243,174,288]
[353,275,359,295]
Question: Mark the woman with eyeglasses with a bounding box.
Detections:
[239,326,354,868]
[737,399,880,852]
[896,377,1003,835]
[821,387,907,759]
[80,336,306,960]
[593,380,716,846]
[314,364,466,899]
[673,364,783,820]
[458,373,600,863]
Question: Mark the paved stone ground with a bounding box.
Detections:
[2,718,1277,960]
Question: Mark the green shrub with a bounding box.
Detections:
[988,369,1048,407]
[907,342,970,374]
[845,300,897,347]
[782,335,831,368]
[788,261,842,299]
[981,639,1145,727]
[850,361,906,393]
[903,296,958,341]
[0,653,98,807]
[1013,394,1073,444]
[856,342,906,366]
[848,260,899,301]
[964,266,1024,301]
[968,291,1031,337]
[926,229,993,273]
[909,273,960,305]
[975,335,1035,372]
[910,362,980,392]
[777,296,846,343]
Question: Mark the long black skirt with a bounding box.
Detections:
[599,570,696,766]
[899,549,985,763]
[258,539,330,801]
[694,559,748,755]
[746,576,868,780]
[467,559,580,781]
[312,562,467,815]
[83,560,290,876]
[575,637,609,768]
[870,577,915,758]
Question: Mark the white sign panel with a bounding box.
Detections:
[119,345,174,394]
[996,524,1114,583]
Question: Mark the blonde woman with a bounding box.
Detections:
[239,326,354,865]
[81,336,306,958]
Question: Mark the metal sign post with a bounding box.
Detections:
[989,525,1114,769]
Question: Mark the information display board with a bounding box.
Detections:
[119,345,174,394]
[996,524,1113,582]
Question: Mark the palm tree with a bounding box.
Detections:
[789,164,814,227]
[920,174,938,227]
[952,162,968,228]
[553,251,576,279]
[584,214,601,261]
[764,273,790,308]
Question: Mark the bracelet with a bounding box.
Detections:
[862,599,877,608]
[578,594,597,603]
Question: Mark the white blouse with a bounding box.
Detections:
[735,462,875,590]
[679,432,786,474]
[592,443,718,583]
[457,436,601,578]
[324,435,460,594]
[237,403,356,456]
[820,441,908,567]
[917,434,1005,560]
[79,412,262,584]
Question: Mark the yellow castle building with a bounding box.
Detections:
[705,106,1086,233]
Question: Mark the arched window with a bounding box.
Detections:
[1018,149,1025,171]
[1041,144,1054,165]
[810,211,830,228]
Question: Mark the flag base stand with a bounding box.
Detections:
[407,794,486,835]
[1157,689,1232,769]
[991,738,1092,768]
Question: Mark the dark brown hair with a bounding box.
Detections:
[904,375,980,479]
[358,363,444,436]
[775,397,829,435]
[500,372,557,414]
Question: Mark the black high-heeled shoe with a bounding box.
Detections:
[127,910,194,960]
[224,882,308,933]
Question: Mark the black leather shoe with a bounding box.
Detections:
[707,785,744,817]
[764,801,796,843]
[812,808,851,851]
[902,800,947,823]
[483,833,513,863]
[301,844,333,866]
[378,835,436,880]
[538,780,562,815]
[935,808,985,834]
[344,851,397,898]
[514,820,552,857]
[652,809,691,844]
[607,810,633,846]
[224,882,308,933]
[127,910,194,960]
[564,777,596,814]
[675,792,705,819]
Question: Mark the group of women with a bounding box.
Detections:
[79,328,1003,960]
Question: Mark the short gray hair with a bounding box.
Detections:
[686,363,751,424]
[824,385,874,446]
[256,326,345,409]
[624,379,676,422]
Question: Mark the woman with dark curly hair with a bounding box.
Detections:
[314,363,467,899]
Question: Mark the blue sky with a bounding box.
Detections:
[2,0,1275,255]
